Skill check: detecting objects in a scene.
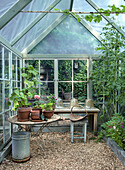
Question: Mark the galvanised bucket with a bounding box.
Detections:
[12,131,30,162]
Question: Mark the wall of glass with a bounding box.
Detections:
[25,58,89,104]
[0,43,22,151]
[29,17,101,55]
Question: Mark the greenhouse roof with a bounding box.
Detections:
[0,0,125,56]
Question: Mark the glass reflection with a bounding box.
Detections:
[0,81,2,112]
[17,57,20,81]
[58,82,72,100]
[74,82,87,102]
[40,60,54,81]
[58,60,72,81]
[4,111,11,141]
[4,48,9,79]
[5,81,10,110]
[0,114,3,150]
[0,45,2,78]
[73,60,87,81]
[12,53,16,80]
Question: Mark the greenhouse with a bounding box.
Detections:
[0,0,125,169]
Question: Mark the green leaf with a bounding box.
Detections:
[54,8,60,11]
[63,9,69,15]
[85,14,93,22]
[7,101,11,106]
[21,73,27,78]
[93,15,102,23]
[14,89,20,96]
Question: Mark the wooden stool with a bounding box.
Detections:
[69,106,88,143]
[70,119,88,143]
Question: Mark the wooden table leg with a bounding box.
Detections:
[93,113,97,131]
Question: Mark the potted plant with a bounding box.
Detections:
[60,84,72,100]
[31,95,44,121]
[21,65,41,102]
[41,102,54,119]
[47,94,57,110]
[7,88,32,121]
[7,65,41,121]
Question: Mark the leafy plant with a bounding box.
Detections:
[7,88,32,111]
[7,65,41,110]
[98,113,125,150]
[41,102,53,111]
[21,65,41,97]
[55,5,125,23]
[33,95,44,109]
[47,94,57,107]
[91,23,125,119]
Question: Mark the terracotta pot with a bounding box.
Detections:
[31,110,40,120]
[43,110,54,119]
[17,107,32,122]
[32,108,42,115]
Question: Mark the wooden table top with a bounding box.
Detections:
[54,107,100,113]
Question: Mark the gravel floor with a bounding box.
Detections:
[0,132,125,170]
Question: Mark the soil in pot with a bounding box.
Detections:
[17,107,32,122]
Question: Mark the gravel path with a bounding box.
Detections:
[0,132,125,170]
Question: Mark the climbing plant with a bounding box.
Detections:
[91,23,125,121]
[55,4,125,23]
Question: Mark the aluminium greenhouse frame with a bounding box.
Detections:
[0,0,124,163]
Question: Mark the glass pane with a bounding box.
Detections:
[29,17,100,54]
[5,81,10,110]
[0,81,3,112]
[4,48,9,79]
[58,82,72,100]
[12,81,17,91]
[14,0,70,52]
[58,60,72,81]
[12,53,16,80]
[92,60,103,103]
[17,57,20,81]
[17,82,20,88]
[0,44,2,78]
[40,60,54,81]
[25,60,39,70]
[5,111,11,141]
[74,60,87,81]
[0,114,3,150]
[74,82,87,102]
[0,0,17,16]
[41,82,54,99]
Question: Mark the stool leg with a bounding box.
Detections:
[70,122,74,143]
[84,123,87,143]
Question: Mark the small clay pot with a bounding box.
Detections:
[31,110,40,120]
[43,110,54,119]
[17,107,32,122]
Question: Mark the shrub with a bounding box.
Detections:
[98,113,125,150]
